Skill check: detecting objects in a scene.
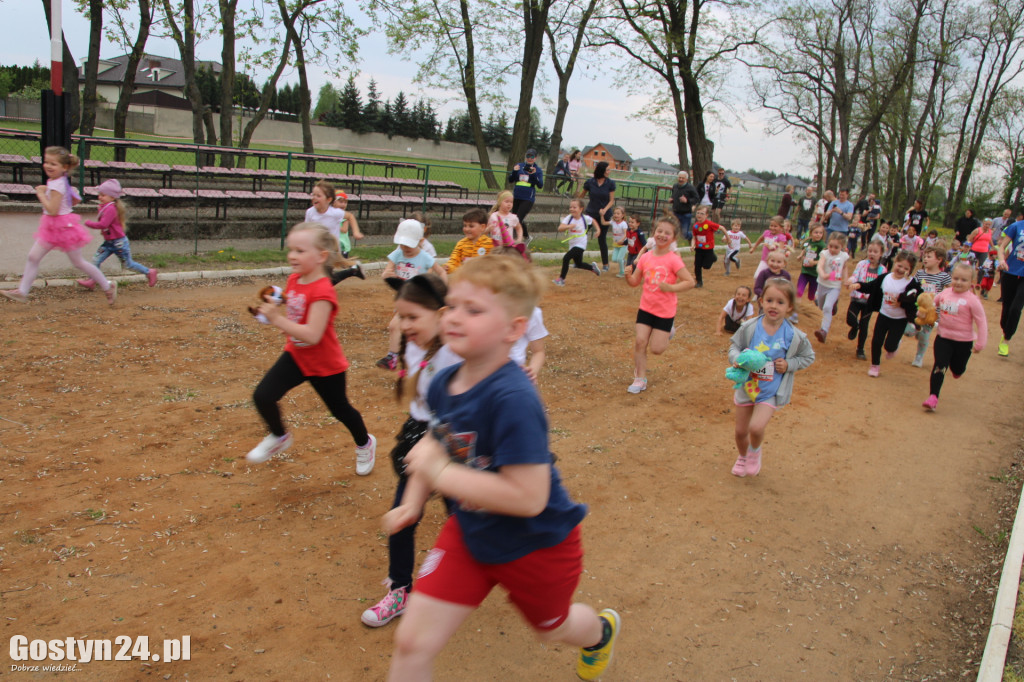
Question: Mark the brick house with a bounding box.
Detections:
[581,143,632,171]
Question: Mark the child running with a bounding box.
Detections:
[718,285,755,335]
[845,240,886,360]
[247,222,376,473]
[753,250,791,308]
[750,215,791,279]
[305,180,364,284]
[624,214,695,393]
[362,274,461,628]
[812,233,851,343]
[384,255,620,682]
[625,214,645,269]
[610,206,629,276]
[553,198,600,286]
[332,190,365,258]
[900,224,924,257]
[724,219,752,275]
[728,278,815,477]
[849,250,923,377]
[77,178,158,290]
[377,219,449,371]
[488,190,525,256]
[691,205,724,288]
[446,208,495,273]
[911,245,952,367]
[796,222,826,301]
[3,146,117,305]
[979,249,998,299]
[922,262,987,411]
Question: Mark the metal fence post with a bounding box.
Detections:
[421,164,430,213]
[281,152,292,249]
[193,156,200,255]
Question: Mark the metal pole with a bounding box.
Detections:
[281,152,292,249]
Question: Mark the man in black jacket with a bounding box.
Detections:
[671,171,699,242]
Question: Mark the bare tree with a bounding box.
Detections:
[77,0,104,135]
[107,0,155,161]
[161,0,218,157]
[504,0,555,171]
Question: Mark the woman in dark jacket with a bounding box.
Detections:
[580,161,616,270]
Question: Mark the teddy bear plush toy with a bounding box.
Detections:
[725,348,769,402]
[248,285,285,324]
[915,291,937,328]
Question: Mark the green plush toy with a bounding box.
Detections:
[725,348,769,401]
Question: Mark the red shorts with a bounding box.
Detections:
[415,516,583,631]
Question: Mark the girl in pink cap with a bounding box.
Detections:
[77,178,158,290]
[2,146,117,305]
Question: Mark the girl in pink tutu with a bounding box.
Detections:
[3,147,116,305]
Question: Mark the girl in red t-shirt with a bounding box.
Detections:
[247,222,376,473]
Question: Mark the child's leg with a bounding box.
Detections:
[814,283,827,311]
[929,335,953,397]
[308,371,370,446]
[882,316,904,354]
[807,278,818,301]
[15,241,54,295]
[870,316,889,365]
[846,298,859,332]
[857,309,873,350]
[389,593,475,682]
[796,273,807,298]
[559,250,573,280]
[693,252,703,285]
[92,241,114,269]
[633,323,653,379]
[388,475,419,589]
[65,248,111,290]
[112,238,151,275]
[820,287,839,332]
[253,352,307,436]
[746,403,775,451]
[734,403,754,455]
[915,324,934,363]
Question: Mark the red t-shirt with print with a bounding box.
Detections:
[283,273,349,376]
[692,219,721,249]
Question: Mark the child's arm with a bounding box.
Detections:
[383,471,433,534]
[524,337,545,384]
[749,233,764,252]
[259,298,332,346]
[382,260,397,278]
[429,259,449,283]
[84,204,116,230]
[625,258,643,287]
[971,295,988,351]
[716,309,728,335]
[816,254,828,279]
[35,184,62,215]
[343,213,364,240]
[658,264,696,293]
[783,332,816,373]
[445,241,465,273]
[753,270,766,297]
[557,219,572,232]
[405,433,551,517]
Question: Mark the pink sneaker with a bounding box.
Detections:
[745,448,762,476]
[360,585,409,627]
[867,365,880,377]
[731,454,747,477]
[147,269,158,287]
[885,351,896,359]
[76,278,96,290]
[922,394,938,411]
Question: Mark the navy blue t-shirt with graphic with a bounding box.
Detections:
[427,361,587,564]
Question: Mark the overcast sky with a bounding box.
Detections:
[1,1,806,176]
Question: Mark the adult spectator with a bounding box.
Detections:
[824,188,855,242]
[969,218,996,279]
[777,184,794,219]
[862,194,881,248]
[904,198,929,234]
[713,168,732,222]
[507,148,544,240]
[992,208,1013,243]
[697,171,717,208]
[568,149,583,195]
[996,216,1024,357]
[795,186,817,239]
[671,171,699,241]
[953,208,979,244]
[815,189,835,227]
[581,161,616,270]
[553,152,572,196]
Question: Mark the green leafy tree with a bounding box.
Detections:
[313,82,340,121]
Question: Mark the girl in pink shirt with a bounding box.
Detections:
[922,262,988,411]
[78,178,158,290]
[623,214,696,393]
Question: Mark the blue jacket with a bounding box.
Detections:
[508,162,543,201]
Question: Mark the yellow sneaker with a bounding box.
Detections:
[577,609,620,680]
[998,336,1009,357]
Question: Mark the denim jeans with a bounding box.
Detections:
[675,212,694,241]
[93,237,150,275]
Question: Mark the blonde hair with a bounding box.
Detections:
[490,190,514,215]
[449,254,545,319]
[288,221,347,268]
[44,146,79,174]
[950,261,975,280]
[769,215,784,229]
[312,179,335,200]
[114,198,127,228]
[410,211,432,237]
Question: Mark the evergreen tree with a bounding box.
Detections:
[363,78,382,132]
[392,91,410,137]
[379,100,394,137]
[339,74,363,132]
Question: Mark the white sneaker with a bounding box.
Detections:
[627,377,647,394]
[356,434,376,476]
[246,433,293,463]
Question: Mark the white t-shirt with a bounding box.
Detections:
[644,237,679,252]
[610,220,627,246]
[724,299,754,322]
[880,275,911,319]
[404,342,462,422]
[420,239,437,258]
[509,307,548,367]
[304,206,345,241]
[47,177,74,215]
[816,251,850,288]
[562,214,591,250]
[726,229,744,251]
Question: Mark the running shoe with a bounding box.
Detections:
[576,609,621,681]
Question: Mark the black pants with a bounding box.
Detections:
[846,298,873,350]
[512,198,534,240]
[587,209,609,266]
[1000,272,1024,341]
[560,246,593,279]
[253,352,369,445]
[870,314,905,365]
[693,249,716,285]
[388,417,428,589]
[929,336,973,397]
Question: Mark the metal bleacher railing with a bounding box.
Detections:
[0,128,787,253]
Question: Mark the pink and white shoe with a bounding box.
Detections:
[147,269,158,287]
[731,454,747,477]
[76,279,96,290]
[745,448,762,476]
[922,394,938,411]
[867,365,880,377]
[361,584,409,627]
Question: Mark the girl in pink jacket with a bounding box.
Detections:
[78,179,158,290]
[923,262,987,411]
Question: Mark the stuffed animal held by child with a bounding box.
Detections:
[248,285,286,324]
[725,348,769,402]
[915,291,937,327]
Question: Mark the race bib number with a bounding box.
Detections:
[752,360,774,382]
[883,292,899,307]
[803,250,816,266]
[519,174,529,183]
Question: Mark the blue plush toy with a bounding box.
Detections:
[726,348,769,401]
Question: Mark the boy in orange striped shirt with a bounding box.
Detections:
[446,208,495,273]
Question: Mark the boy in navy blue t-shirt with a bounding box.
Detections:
[383,255,620,681]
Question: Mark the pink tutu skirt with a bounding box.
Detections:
[36,213,92,252]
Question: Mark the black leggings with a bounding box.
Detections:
[1000,272,1024,341]
[846,299,873,350]
[693,249,715,284]
[560,246,593,279]
[253,352,369,445]
[870,314,906,365]
[587,210,609,266]
[929,336,973,397]
[512,198,534,240]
